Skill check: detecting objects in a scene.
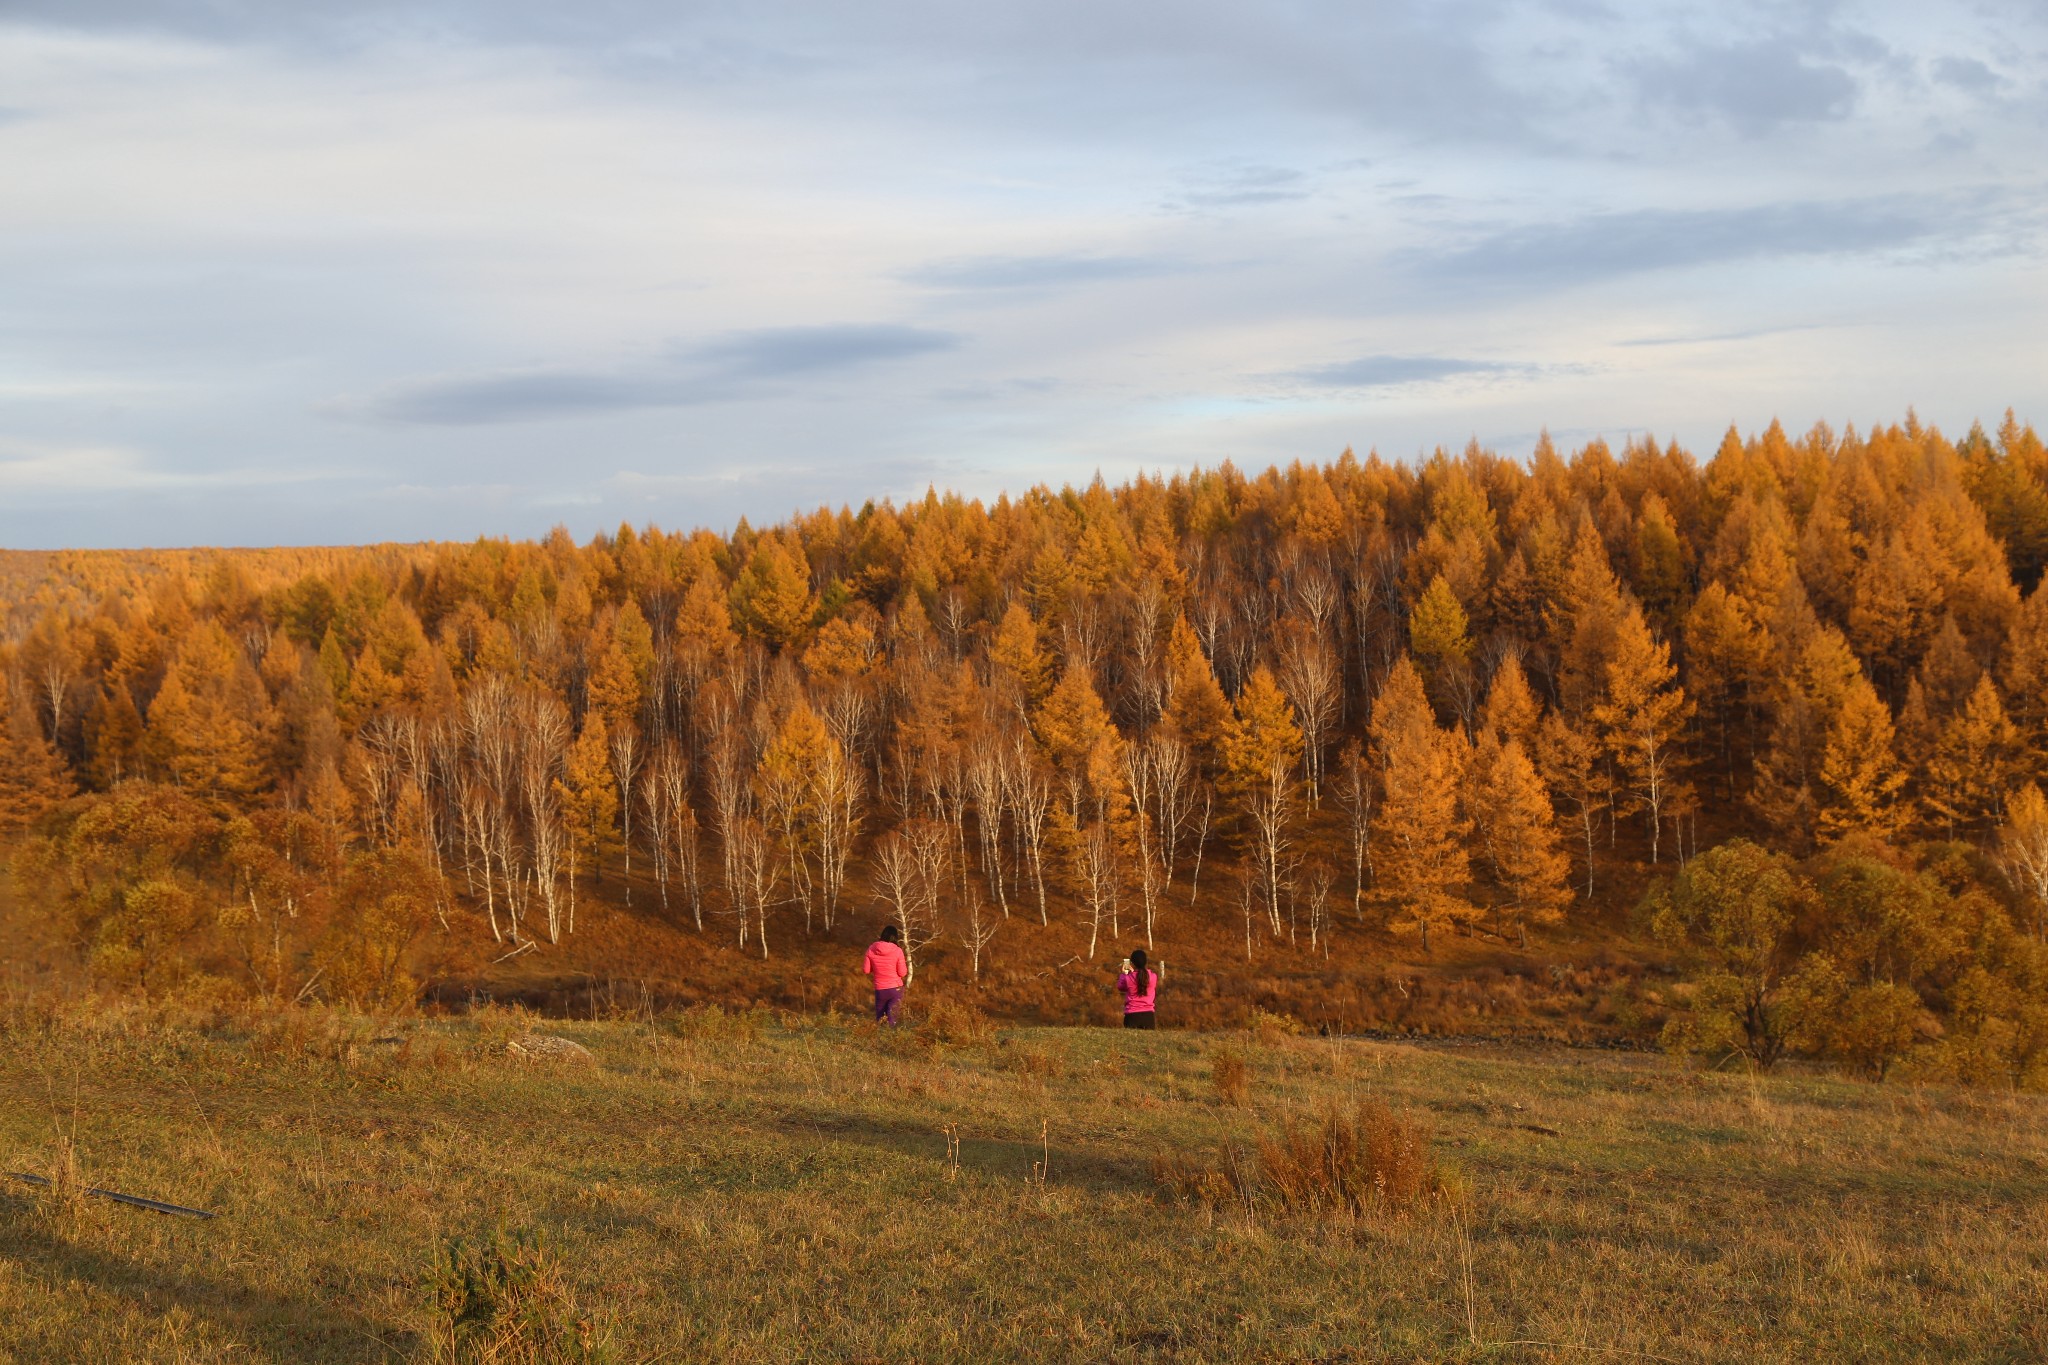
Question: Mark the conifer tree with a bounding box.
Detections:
[562,713,618,895]
[1465,732,1570,945]
[1552,518,1626,716]
[345,647,403,719]
[1593,604,1691,861]
[1923,677,2020,836]
[1684,581,1765,795]
[1224,665,1303,941]
[1408,573,1471,714]
[674,573,738,672]
[0,682,73,830]
[731,535,814,649]
[1366,654,1433,768]
[756,701,853,933]
[1479,654,1541,750]
[1815,675,1907,843]
[145,620,272,801]
[1535,710,1601,897]
[1631,492,1687,632]
[2000,582,2048,779]
[1162,614,1232,772]
[1223,666,1303,794]
[1036,665,1124,783]
[585,638,638,731]
[989,601,1051,707]
[1369,658,1471,951]
[83,683,145,789]
[804,612,879,688]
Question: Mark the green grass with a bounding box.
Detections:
[2,1005,2045,1362]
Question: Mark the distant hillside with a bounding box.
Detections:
[1,412,2045,1083]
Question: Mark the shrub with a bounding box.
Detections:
[922,996,996,1049]
[1257,1101,1441,1217]
[424,1227,610,1364]
[1006,1043,1065,1078]
[1247,1007,1304,1043]
[1152,1142,1254,1210]
[1157,1100,1445,1222]
[1211,1049,1250,1107]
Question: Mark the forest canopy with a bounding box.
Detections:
[3,412,2046,1083]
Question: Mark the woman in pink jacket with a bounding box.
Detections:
[1116,949,1162,1029]
[862,924,909,1025]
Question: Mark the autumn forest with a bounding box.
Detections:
[4,412,2048,1087]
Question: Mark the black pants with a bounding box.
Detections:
[1122,1011,1156,1030]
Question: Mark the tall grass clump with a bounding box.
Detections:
[424,1228,610,1364]
[921,995,997,1048]
[1211,1049,1251,1106]
[1157,1100,1446,1222]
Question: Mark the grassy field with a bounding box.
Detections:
[1,1003,2044,1363]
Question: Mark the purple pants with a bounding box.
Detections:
[874,987,903,1025]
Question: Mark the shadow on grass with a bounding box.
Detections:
[0,1193,416,1362]
[775,1109,1155,1193]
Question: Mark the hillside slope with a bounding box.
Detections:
[3,1010,2043,1361]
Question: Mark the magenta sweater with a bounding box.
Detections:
[1117,969,1157,1013]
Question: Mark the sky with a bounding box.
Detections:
[0,1,2043,549]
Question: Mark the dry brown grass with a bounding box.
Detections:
[1255,1100,1444,1217]
[1157,1100,1444,1222]
[1211,1048,1251,1106]
[3,1006,2045,1362]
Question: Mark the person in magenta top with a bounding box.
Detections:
[863,924,909,1024]
[1116,948,1162,1029]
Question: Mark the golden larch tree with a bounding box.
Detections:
[1465,732,1571,945]
[1922,676,2020,837]
[1815,674,1908,843]
[1369,657,1472,952]
[1592,603,1691,861]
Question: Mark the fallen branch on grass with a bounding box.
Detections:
[8,1171,216,1219]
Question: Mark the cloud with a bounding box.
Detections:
[1614,321,1833,348]
[1419,197,1951,291]
[3,2,2046,548]
[1293,355,1509,388]
[903,254,1169,290]
[348,324,960,425]
[355,372,694,425]
[689,324,957,377]
[1172,165,1310,210]
[0,438,320,492]
[12,1,1557,146]
[1932,55,2004,95]
[1635,38,1859,135]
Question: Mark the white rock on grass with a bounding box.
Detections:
[506,1034,595,1063]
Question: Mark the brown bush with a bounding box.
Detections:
[1247,1007,1305,1043]
[1257,1101,1440,1217]
[1006,1043,1065,1078]
[921,996,996,1048]
[1211,1049,1250,1106]
[1158,1100,1443,1222]
[1152,1144,1249,1208]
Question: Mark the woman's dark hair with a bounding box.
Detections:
[879,924,901,944]
[1129,948,1150,998]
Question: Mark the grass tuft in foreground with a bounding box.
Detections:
[424,1227,610,1364]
